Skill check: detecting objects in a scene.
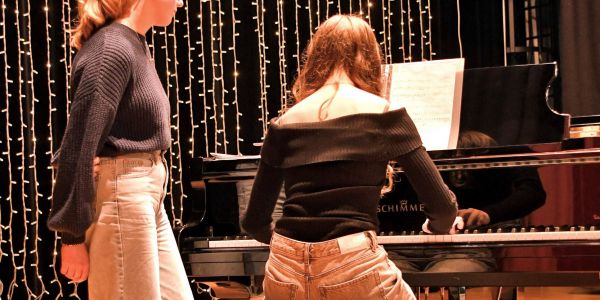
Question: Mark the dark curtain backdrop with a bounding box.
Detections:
[559,0,600,116]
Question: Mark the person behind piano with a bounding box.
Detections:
[389,130,546,299]
[448,131,546,229]
[46,0,194,299]
[240,14,463,300]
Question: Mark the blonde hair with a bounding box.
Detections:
[71,0,138,49]
[292,14,383,102]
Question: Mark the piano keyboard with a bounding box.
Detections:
[193,226,600,249]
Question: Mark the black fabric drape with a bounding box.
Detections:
[559,0,600,116]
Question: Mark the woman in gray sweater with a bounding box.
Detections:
[48,0,193,299]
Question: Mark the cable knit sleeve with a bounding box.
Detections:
[47,38,133,244]
[240,159,284,244]
[395,147,458,234]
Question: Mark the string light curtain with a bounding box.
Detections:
[0,0,441,298]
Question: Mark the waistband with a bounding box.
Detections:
[99,150,164,165]
[270,231,378,258]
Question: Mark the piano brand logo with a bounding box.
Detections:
[378,200,425,213]
[593,214,600,220]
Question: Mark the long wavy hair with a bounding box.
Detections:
[292,14,383,102]
[71,0,138,49]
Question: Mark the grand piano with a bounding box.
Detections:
[183,63,600,296]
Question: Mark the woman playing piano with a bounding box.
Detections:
[241,14,462,300]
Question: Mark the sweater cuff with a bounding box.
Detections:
[60,232,85,245]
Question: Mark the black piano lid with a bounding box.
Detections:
[458,62,567,146]
[194,63,576,174]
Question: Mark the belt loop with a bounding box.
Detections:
[367,231,377,251]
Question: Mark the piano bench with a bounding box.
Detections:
[403,271,600,287]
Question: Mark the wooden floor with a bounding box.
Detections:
[416,287,600,300]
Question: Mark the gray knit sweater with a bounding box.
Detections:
[48,22,171,244]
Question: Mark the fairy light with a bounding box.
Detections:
[407,0,413,61]
[418,0,425,60]
[366,1,372,26]
[427,0,434,60]
[293,0,301,77]
[230,0,242,154]
[316,0,321,27]
[456,0,463,58]
[208,0,220,152]
[358,0,363,16]
[7,1,29,297]
[399,0,406,60]
[216,0,228,154]
[254,0,269,136]
[183,0,196,157]
[0,0,12,290]
[160,21,181,227]
[15,2,27,296]
[385,0,392,63]
[276,0,288,112]
[169,12,185,227]
[61,0,72,115]
[43,1,64,297]
[380,1,389,63]
[149,26,156,62]
[0,2,5,265]
[22,0,46,296]
[306,1,314,38]
[197,1,209,157]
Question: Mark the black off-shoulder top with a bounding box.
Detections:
[240,108,458,244]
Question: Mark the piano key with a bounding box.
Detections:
[201,229,600,249]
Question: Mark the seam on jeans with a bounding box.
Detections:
[271,243,302,258]
[318,271,385,299]
[114,168,126,299]
[268,254,304,278]
[264,274,298,300]
[159,155,168,207]
[372,271,387,300]
[310,247,384,280]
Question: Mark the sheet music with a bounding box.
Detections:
[383,58,464,150]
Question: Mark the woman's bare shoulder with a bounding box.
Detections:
[277,85,393,125]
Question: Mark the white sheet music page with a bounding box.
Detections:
[382,58,465,150]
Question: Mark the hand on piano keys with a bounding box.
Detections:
[190,225,599,250]
[458,208,491,228]
[421,217,465,234]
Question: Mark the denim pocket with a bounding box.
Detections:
[117,158,154,178]
[264,275,298,300]
[319,271,386,300]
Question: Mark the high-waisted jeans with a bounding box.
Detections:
[264,231,416,300]
[85,151,193,300]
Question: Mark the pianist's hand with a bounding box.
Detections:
[458,208,490,228]
[422,216,464,234]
